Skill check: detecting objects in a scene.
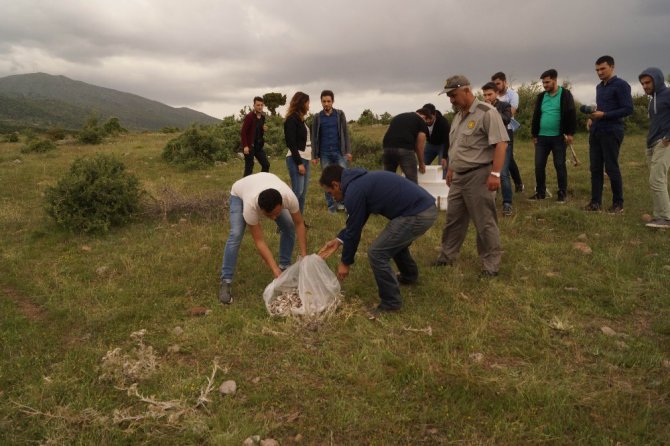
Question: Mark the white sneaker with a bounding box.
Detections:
[645,218,670,229]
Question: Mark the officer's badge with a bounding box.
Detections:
[467,120,475,129]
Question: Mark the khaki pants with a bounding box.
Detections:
[646,139,670,220]
[438,166,501,273]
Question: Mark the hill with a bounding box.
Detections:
[0,72,220,131]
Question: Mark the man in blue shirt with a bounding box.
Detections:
[311,90,352,213]
[585,55,634,214]
[318,165,437,318]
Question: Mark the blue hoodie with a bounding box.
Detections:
[639,67,670,148]
[336,168,435,265]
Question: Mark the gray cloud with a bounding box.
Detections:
[0,0,667,118]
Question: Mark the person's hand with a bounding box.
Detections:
[336,262,350,281]
[487,174,501,191]
[590,111,605,120]
[318,239,341,259]
[446,168,453,187]
[346,153,353,162]
[272,265,282,278]
[311,158,319,166]
[586,118,593,131]
[262,125,268,131]
[662,137,670,147]
[564,134,574,145]
[418,162,426,174]
[532,138,538,145]
[298,164,306,175]
[243,146,250,155]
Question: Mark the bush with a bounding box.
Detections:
[46,127,67,141]
[77,126,104,144]
[44,154,140,233]
[162,126,230,168]
[20,139,57,153]
[4,132,19,142]
[103,117,127,136]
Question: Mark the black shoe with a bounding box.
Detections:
[607,204,624,214]
[528,193,545,201]
[480,270,498,278]
[368,306,400,320]
[557,192,567,203]
[584,202,601,211]
[515,183,525,193]
[431,258,453,267]
[396,273,417,285]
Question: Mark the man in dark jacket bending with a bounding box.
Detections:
[318,165,437,318]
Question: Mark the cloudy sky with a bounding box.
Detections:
[1,0,668,119]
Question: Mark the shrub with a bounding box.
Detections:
[4,132,19,142]
[46,127,67,141]
[44,154,140,233]
[20,139,57,153]
[162,126,230,168]
[103,117,127,136]
[77,126,104,144]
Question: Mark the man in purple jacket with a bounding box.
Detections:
[585,56,633,214]
[318,165,437,318]
[241,96,270,177]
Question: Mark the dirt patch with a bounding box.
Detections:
[1,286,45,321]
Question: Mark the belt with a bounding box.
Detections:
[456,163,491,175]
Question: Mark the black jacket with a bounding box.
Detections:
[428,111,450,146]
[284,113,307,166]
[531,88,577,137]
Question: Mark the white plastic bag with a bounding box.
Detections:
[263,254,340,316]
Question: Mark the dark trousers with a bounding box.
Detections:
[534,135,567,197]
[243,145,270,177]
[383,148,418,184]
[509,154,523,186]
[589,130,624,206]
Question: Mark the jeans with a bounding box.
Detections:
[501,140,513,204]
[646,140,670,220]
[424,142,445,165]
[534,135,567,197]
[589,130,624,206]
[368,205,438,310]
[383,147,418,184]
[286,157,310,215]
[220,195,295,282]
[243,145,270,177]
[320,150,348,209]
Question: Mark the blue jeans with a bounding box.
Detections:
[320,150,347,209]
[534,136,567,197]
[383,147,418,183]
[367,205,438,310]
[424,142,445,165]
[501,140,513,204]
[285,157,310,214]
[589,130,624,206]
[220,195,295,282]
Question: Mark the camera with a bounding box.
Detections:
[579,104,596,114]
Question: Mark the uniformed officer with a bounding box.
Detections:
[432,75,509,277]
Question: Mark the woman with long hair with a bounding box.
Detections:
[284,91,312,216]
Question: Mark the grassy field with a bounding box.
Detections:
[1,130,669,445]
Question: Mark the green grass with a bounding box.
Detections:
[1,131,669,445]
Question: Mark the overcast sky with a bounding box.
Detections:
[1,0,668,120]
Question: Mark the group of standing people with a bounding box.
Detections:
[218,57,670,315]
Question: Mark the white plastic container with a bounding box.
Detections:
[418,165,449,211]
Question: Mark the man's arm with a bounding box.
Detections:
[248,224,282,278]
[290,211,308,258]
[340,110,353,161]
[487,141,507,191]
[416,131,426,174]
[240,113,253,155]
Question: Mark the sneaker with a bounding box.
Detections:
[528,193,545,201]
[480,270,499,278]
[218,281,233,304]
[645,218,670,228]
[337,204,346,212]
[328,206,337,214]
[367,305,400,320]
[557,192,567,203]
[431,258,453,267]
[584,202,601,212]
[515,183,525,193]
[607,204,624,215]
[502,203,513,216]
[396,272,417,285]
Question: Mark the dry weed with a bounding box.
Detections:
[140,185,228,221]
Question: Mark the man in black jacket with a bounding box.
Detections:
[530,69,577,202]
[422,103,450,167]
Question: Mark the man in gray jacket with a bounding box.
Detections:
[311,90,352,213]
[639,68,670,228]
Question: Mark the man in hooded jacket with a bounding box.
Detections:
[317,165,437,317]
[639,68,670,228]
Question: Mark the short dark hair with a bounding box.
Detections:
[253,96,264,104]
[595,55,615,66]
[320,90,334,101]
[416,108,432,118]
[491,72,507,82]
[422,103,436,114]
[258,188,282,212]
[540,69,558,80]
[319,164,344,187]
[482,82,498,92]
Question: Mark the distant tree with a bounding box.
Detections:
[262,92,286,116]
[357,109,379,126]
[103,117,127,136]
[379,112,393,125]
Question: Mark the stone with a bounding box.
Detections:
[188,306,209,317]
[577,233,588,240]
[573,242,592,254]
[96,266,109,276]
[469,352,484,363]
[600,326,617,337]
[167,344,180,353]
[219,380,237,395]
[260,439,279,446]
[641,213,653,222]
[173,326,184,336]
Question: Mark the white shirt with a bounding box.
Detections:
[230,173,300,225]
